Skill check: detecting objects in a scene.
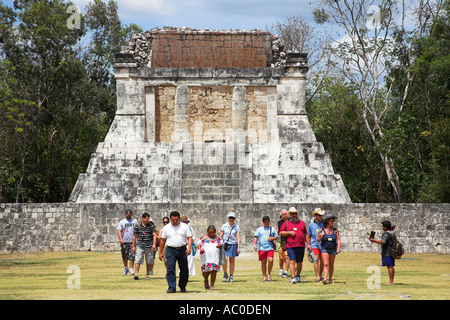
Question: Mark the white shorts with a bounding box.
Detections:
[135,247,155,265]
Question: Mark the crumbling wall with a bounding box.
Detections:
[121,27,290,68]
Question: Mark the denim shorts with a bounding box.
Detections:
[321,247,337,255]
[224,244,239,257]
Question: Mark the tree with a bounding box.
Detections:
[0,0,143,202]
[312,0,444,202]
[268,14,333,104]
[385,0,449,202]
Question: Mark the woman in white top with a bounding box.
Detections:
[197,225,223,290]
[181,216,196,276]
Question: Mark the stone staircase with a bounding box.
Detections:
[181,164,241,203]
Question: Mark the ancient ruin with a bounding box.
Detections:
[69,28,351,204]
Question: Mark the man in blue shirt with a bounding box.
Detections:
[307,208,325,282]
[253,216,278,281]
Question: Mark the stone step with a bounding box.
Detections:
[181,164,241,202]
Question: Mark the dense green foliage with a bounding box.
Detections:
[307,1,449,203]
[0,0,141,202]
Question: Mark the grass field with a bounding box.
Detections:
[0,251,448,300]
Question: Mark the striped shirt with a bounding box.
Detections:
[134,222,156,249]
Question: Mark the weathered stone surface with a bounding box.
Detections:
[1,202,448,254]
[70,29,350,204]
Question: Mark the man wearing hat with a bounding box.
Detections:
[220,212,241,282]
[307,208,325,282]
[253,216,278,281]
[279,207,308,284]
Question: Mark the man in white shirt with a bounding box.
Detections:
[159,211,193,293]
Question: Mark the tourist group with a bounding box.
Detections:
[117,207,397,293]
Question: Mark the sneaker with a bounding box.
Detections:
[290,277,297,284]
[278,270,283,276]
[282,271,289,278]
[296,275,301,283]
[129,269,134,275]
[149,270,153,275]
[123,267,129,275]
[229,275,234,282]
[134,275,139,280]
[222,273,228,282]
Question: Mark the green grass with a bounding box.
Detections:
[0,251,448,300]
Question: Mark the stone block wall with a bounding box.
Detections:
[188,86,234,142]
[1,202,448,254]
[129,29,272,68]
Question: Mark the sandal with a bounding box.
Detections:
[145,274,150,280]
[267,275,273,281]
[261,278,266,282]
[204,280,210,289]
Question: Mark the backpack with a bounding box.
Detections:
[385,232,405,259]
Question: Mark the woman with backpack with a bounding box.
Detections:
[317,213,341,284]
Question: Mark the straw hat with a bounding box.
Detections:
[288,207,298,214]
[312,208,325,216]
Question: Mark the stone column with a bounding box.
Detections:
[174,84,190,142]
[232,85,247,144]
[276,53,315,143]
[144,86,156,142]
[104,54,146,142]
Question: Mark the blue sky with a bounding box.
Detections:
[2,0,318,31]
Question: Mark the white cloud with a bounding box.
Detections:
[70,0,179,18]
[118,0,179,18]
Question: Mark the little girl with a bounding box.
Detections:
[197,225,223,290]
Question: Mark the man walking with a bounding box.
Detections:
[307,208,325,282]
[279,207,308,284]
[117,209,138,275]
[159,211,193,293]
[277,209,289,278]
[132,213,157,280]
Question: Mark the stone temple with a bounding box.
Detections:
[69,28,351,204]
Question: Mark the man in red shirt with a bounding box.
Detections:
[279,207,308,284]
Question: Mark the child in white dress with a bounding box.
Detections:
[197,225,223,290]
